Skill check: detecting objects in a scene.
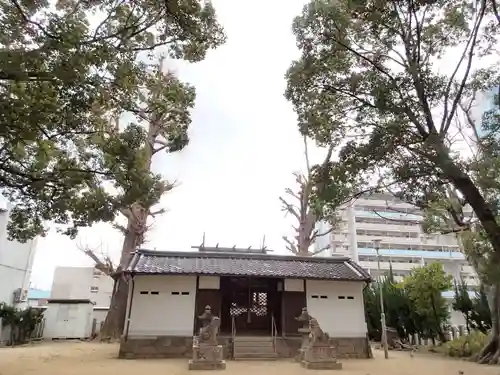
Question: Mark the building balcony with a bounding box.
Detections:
[356,235,421,245]
[361,260,421,271]
[461,265,475,275]
[357,248,466,260]
[353,210,422,221]
[355,234,459,248]
[355,222,421,232]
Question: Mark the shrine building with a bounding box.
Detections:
[119,246,372,360]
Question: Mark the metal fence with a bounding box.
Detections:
[31,319,45,340]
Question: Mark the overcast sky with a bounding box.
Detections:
[30,0,316,290]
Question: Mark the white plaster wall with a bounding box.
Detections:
[128,275,196,336]
[284,279,304,292]
[199,276,219,289]
[306,280,367,338]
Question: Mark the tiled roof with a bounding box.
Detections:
[127,249,371,282]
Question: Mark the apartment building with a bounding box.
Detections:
[470,86,497,138]
[0,199,38,306]
[321,193,479,287]
[50,266,114,308]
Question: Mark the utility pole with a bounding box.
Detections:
[373,239,389,359]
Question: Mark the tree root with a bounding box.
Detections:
[489,347,500,364]
[477,335,499,364]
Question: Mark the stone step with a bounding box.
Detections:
[234,353,279,360]
[234,336,273,342]
[234,357,278,361]
[234,347,275,355]
[234,341,274,349]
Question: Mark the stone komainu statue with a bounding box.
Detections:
[308,318,330,345]
[199,316,220,344]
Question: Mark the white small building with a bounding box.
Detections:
[49,266,114,337]
[43,299,94,339]
[119,248,372,360]
[50,266,114,308]
[0,201,38,306]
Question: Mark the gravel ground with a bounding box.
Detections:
[0,341,497,375]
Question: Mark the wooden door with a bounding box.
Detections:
[194,289,221,333]
[282,291,307,336]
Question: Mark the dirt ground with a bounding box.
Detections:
[0,342,498,375]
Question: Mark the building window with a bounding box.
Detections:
[93,269,103,278]
[90,286,99,293]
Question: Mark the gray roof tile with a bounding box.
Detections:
[127,250,371,282]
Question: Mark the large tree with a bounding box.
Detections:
[403,262,452,343]
[98,57,200,339]
[0,0,225,241]
[280,137,342,255]
[363,264,450,344]
[1,0,225,339]
[286,0,500,362]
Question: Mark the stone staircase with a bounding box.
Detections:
[233,336,278,361]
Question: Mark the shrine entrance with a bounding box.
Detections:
[219,276,282,335]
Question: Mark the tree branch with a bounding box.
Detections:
[77,241,115,275]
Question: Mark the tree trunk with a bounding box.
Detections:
[99,275,129,340]
[441,160,500,257]
[473,284,500,364]
[436,157,500,362]
[99,204,146,340]
[430,295,447,343]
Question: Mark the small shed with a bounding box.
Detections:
[43,299,94,339]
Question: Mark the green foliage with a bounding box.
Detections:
[364,278,422,340]
[469,287,492,333]
[0,0,226,241]
[285,0,500,260]
[453,280,474,331]
[0,303,44,345]
[0,302,16,324]
[442,330,488,358]
[453,281,492,334]
[364,263,451,342]
[404,263,452,340]
[404,263,453,305]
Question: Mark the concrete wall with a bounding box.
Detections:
[127,275,197,336]
[0,206,38,306]
[92,308,109,334]
[43,302,94,339]
[51,267,113,307]
[306,280,367,338]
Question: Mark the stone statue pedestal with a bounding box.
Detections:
[301,345,342,370]
[188,340,226,370]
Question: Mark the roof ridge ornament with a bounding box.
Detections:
[191,233,271,254]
